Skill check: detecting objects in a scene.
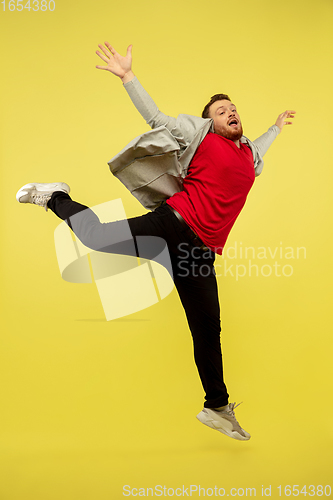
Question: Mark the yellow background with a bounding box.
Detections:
[1,0,332,498]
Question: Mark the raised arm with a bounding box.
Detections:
[96,42,179,132]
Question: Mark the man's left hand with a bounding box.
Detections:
[275,110,296,132]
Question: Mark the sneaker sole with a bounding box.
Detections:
[196,411,251,441]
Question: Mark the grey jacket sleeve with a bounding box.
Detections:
[253,124,280,157]
[123,76,206,149]
[123,76,175,128]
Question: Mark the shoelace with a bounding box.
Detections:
[31,193,51,211]
[226,401,243,416]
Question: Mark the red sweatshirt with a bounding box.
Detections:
[166,132,255,255]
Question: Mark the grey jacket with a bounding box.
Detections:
[108,77,280,210]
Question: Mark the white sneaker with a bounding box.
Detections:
[16,182,70,211]
[196,402,251,441]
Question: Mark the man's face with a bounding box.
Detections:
[208,99,243,142]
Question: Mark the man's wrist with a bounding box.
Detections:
[121,71,135,84]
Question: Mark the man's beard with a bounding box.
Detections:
[219,124,243,142]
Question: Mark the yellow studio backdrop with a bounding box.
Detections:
[0,0,332,498]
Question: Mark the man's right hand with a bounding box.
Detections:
[96,42,134,84]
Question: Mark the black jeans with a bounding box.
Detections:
[48,192,229,408]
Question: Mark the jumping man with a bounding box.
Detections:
[16,42,295,441]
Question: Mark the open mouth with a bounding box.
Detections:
[228,120,238,127]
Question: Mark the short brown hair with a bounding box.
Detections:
[201,93,231,119]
